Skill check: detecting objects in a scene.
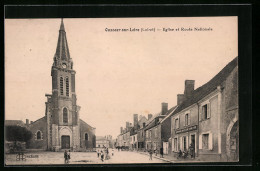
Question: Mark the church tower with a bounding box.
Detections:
[47,19,80,151]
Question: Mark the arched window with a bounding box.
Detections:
[66,77,69,96]
[60,77,64,95]
[36,130,42,140]
[85,133,89,141]
[63,108,68,123]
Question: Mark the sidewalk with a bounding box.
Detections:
[135,151,203,163]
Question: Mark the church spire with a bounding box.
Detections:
[60,18,65,31]
[54,18,71,63]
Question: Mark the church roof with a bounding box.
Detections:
[80,119,96,130]
[55,19,71,61]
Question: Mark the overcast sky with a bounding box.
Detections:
[5,17,237,138]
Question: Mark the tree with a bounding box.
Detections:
[5,125,33,149]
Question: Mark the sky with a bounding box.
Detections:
[5,17,238,139]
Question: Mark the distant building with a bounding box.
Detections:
[144,103,177,154]
[18,19,96,151]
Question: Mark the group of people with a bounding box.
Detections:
[97,147,114,162]
[148,147,164,160]
[148,143,195,160]
[64,150,71,164]
[177,143,195,159]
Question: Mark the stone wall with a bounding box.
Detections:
[27,117,47,150]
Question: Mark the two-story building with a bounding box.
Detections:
[144,103,177,154]
[170,57,238,161]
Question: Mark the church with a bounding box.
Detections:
[25,19,96,151]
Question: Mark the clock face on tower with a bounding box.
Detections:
[62,63,67,68]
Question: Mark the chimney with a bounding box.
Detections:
[184,80,195,98]
[120,127,123,134]
[30,121,33,124]
[161,102,168,115]
[177,94,185,105]
[148,114,153,120]
[133,114,138,128]
[26,119,29,125]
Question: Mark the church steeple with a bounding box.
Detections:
[53,19,71,67]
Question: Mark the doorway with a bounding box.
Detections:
[230,121,238,160]
[61,135,70,149]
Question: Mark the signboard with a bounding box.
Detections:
[175,125,197,134]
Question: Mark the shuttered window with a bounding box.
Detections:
[202,134,209,149]
[185,114,189,126]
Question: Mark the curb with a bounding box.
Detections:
[136,152,174,163]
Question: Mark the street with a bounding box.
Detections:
[5,150,168,165]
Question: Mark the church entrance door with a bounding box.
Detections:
[61,135,70,149]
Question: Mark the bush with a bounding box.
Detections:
[5,125,33,150]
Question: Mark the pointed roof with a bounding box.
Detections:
[55,19,71,61]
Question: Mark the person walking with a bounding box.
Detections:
[97,149,100,158]
[64,150,68,164]
[149,149,153,160]
[100,150,104,162]
[112,149,114,156]
[160,147,164,158]
[67,150,71,163]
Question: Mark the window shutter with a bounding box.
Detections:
[188,114,191,125]
[178,116,180,129]
[172,139,174,151]
[207,103,211,119]
[199,135,202,149]
[209,133,213,150]
[199,107,202,121]
[177,137,179,151]
[180,136,183,151]
[186,136,189,150]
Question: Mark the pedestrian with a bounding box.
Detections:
[160,147,164,158]
[64,150,68,164]
[112,149,114,156]
[149,149,153,160]
[100,150,104,162]
[67,150,71,163]
[97,149,100,158]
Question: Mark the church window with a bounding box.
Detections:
[63,108,68,123]
[66,77,69,96]
[36,130,42,140]
[85,133,89,141]
[60,77,64,95]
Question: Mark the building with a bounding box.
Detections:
[136,115,150,150]
[24,19,96,151]
[144,103,177,154]
[170,57,238,161]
